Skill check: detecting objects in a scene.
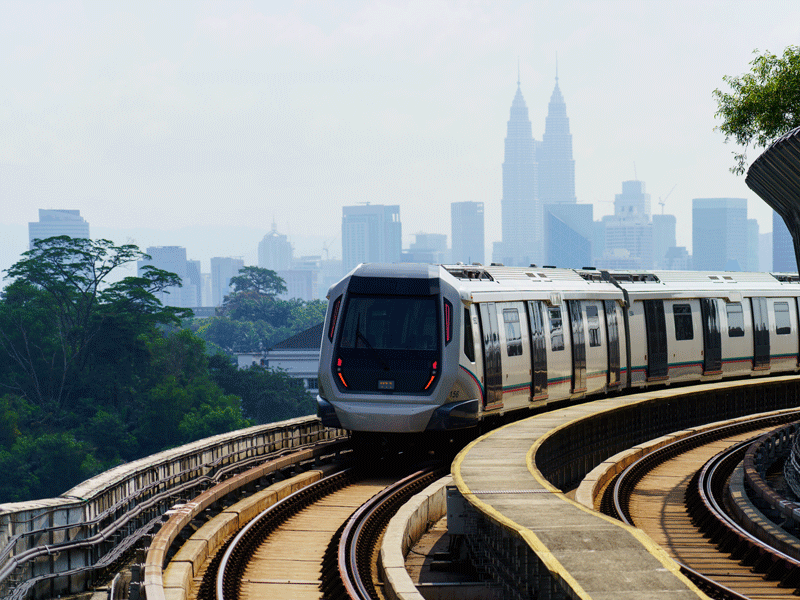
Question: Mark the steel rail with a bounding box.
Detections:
[336,465,446,600]
[215,468,354,600]
[606,411,800,599]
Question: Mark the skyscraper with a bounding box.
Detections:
[652,214,676,269]
[692,198,748,271]
[138,246,197,308]
[598,181,653,270]
[499,80,538,266]
[341,204,401,274]
[451,201,484,265]
[537,75,576,206]
[28,209,90,248]
[544,203,592,268]
[258,222,293,271]
[210,257,244,306]
[773,211,795,272]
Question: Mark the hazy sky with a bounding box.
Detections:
[2,1,799,272]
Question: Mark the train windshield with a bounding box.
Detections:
[338,296,439,351]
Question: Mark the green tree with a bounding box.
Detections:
[714,46,800,175]
[208,354,314,424]
[0,237,185,412]
[228,266,287,299]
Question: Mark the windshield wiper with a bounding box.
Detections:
[355,315,391,371]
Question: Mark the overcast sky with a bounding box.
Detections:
[2,1,799,273]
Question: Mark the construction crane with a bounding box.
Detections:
[658,185,677,215]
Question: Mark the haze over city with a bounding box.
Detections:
[2,1,800,277]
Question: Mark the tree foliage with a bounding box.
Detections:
[714,46,800,174]
[0,237,260,502]
[0,237,186,411]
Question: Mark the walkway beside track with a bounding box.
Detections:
[451,375,800,600]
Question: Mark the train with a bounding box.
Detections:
[316,262,800,437]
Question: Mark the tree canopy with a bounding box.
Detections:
[714,46,800,175]
[0,238,314,502]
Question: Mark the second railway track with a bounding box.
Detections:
[603,411,800,599]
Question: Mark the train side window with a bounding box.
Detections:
[464,308,475,362]
[586,305,601,347]
[673,304,693,340]
[775,302,791,335]
[549,307,564,351]
[726,302,745,337]
[503,308,523,356]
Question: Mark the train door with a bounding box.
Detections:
[527,301,548,403]
[478,303,503,410]
[604,300,622,389]
[700,298,722,375]
[769,298,796,372]
[722,301,751,377]
[584,301,608,395]
[546,305,572,401]
[567,300,587,394]
[665,300,702,383]
[499,302,532,411]
[751,297,770,370]
[643,299,668,380]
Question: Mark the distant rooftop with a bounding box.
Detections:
[271,322,323,350]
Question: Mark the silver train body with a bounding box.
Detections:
[316,263,800,434]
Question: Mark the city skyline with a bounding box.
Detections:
[2,2,799,277]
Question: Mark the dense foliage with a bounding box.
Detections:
[186,266,327,353]
[0,239,315,503]
[714,46,800,175]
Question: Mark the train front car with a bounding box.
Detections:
[317,264,475,437]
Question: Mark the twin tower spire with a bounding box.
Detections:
[498,65,575,267]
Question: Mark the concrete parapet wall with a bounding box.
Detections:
[380,476,451,600]
[453,375,800,599]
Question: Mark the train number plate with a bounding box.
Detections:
[378,380,395,390]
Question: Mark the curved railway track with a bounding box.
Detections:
[197,463,445,600]
[602,411,800,599]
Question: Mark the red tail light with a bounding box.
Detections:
[444,299,453,344]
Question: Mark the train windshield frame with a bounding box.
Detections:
[334,293,441,394]
[338,295,440,352]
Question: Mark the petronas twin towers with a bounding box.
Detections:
[498,73,576,267]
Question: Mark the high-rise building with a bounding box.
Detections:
[652,214,676,269]
[403,233,448,264]
[258,222,293,271]
[138,246,197,308]
[537,75,576,206]
[544,203,593,269]
[746,219,760,272]
[451,201,484,265]
[187,260,202,307]
[28,209,90,248]
[499,80,538,267]
[774,211,795,272]
[341,204,401,274]
[597,181,653,270]
[692,198,748,271]
[210,257,244,306]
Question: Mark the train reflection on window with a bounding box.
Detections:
[549,307,564,351]
[775,302,791,335]
[503,308,523,356]
[726,302,745,337]
[586,305,601,347]
[673,304,694,340]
